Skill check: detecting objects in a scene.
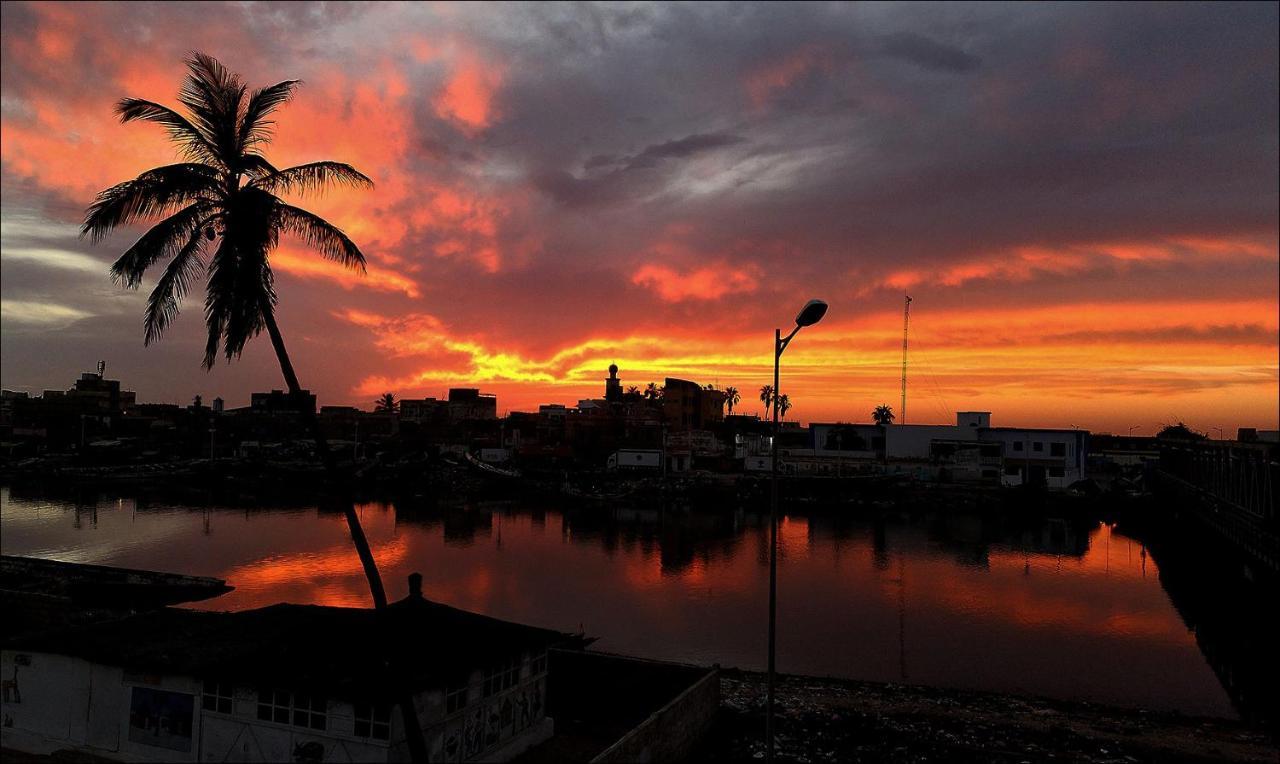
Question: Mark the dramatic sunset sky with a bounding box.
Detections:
[1,1,1276,434]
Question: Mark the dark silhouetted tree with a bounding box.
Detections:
[873,404,895,425]
[1156,421,1206,441]
[760,384,774,418]
[82,53,429,761]
[724,386,740,415]
[375,392,398,413]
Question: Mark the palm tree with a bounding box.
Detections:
[873,404,895,425]
[644,382,663,400]
[84,53,429,761]
[374,392,398,414]
[724,386,740,416]
[625,385,640,396]
[777,393,792,420]
[760,384,774,418]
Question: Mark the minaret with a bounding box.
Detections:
[605,363,622,402]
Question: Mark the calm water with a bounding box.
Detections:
[0,485,1250,720]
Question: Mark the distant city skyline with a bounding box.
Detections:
[2,2,1276,436]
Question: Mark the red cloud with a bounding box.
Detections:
[633,262,761,302]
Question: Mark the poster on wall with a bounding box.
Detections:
[127,687,194,752]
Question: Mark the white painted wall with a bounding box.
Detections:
[885,425,976,460]
[983,429,1086,489]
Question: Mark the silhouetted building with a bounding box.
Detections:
[662,378,724,429]
[604,363,622,403]
[447,389,497,422]
[250,389,316,416]
[400,398,445,423]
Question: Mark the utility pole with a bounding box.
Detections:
[901,295,911,424]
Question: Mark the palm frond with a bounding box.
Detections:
[239,153,279,180]
[251,162,373,197]
[109,203,216,288]
[82,164,221,243]
[144,226,208,345]
[274,203,367,271]
[202,232,273,368]
[115,99,222,166]
[178,52,245,168]
[240,79,299,151]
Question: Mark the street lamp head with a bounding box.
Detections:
[795,299,828,328]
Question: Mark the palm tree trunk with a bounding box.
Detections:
[261,307,429,763]
[261,308,387,606]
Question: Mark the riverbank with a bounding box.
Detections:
[702,669,1277,762]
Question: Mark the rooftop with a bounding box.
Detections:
[7,582,580,699]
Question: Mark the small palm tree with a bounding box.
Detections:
[644,382,662,400]
[374,392,398,414]
[625,385,640,396]
[760,384,774,418]
[873,404,895,425]
[777,394,792,420]
[724,386,740,415]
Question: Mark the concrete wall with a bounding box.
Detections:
[546,650,718,764]
[1,650,393,763]
[590,667,719,763]
[417,649,551,763]
[2,650,203,762]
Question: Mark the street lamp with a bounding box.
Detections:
[767,298,827,763]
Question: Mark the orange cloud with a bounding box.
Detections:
[432,55,504,135]
[878,236,1273,291]
[271,247,421,298]
[633,262,761,302]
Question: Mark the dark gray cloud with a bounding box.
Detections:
[879,32,981,72]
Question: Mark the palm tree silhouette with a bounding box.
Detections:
[777,393,792,420]
[374,392,399,413]
[83,53,429,761]
[760,384,774,418]
[644,382,663,400]
[724,386,740,415]
[873,404,895,425]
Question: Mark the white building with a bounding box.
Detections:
[2,577,576,763]
[982,427,1088,490]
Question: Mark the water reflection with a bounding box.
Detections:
[2,483,1268,724]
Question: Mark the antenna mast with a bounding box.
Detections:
[900,296,911,424]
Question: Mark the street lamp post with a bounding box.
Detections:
[767,298,827,763]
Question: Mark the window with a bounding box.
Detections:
[1004,465,1020,476]
[1050,442,1066,457]
[1012,441,1023,452]
[202,680,233,715]
[1033,442,1044,452]
[445,683,469,715]
[354,703,391,740]
[531,652,547,677]
[1049,467,1065,478]
[292,693,327,731]
[257,689,325,730]
[483,657,520,697]
[258,689,290,724]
